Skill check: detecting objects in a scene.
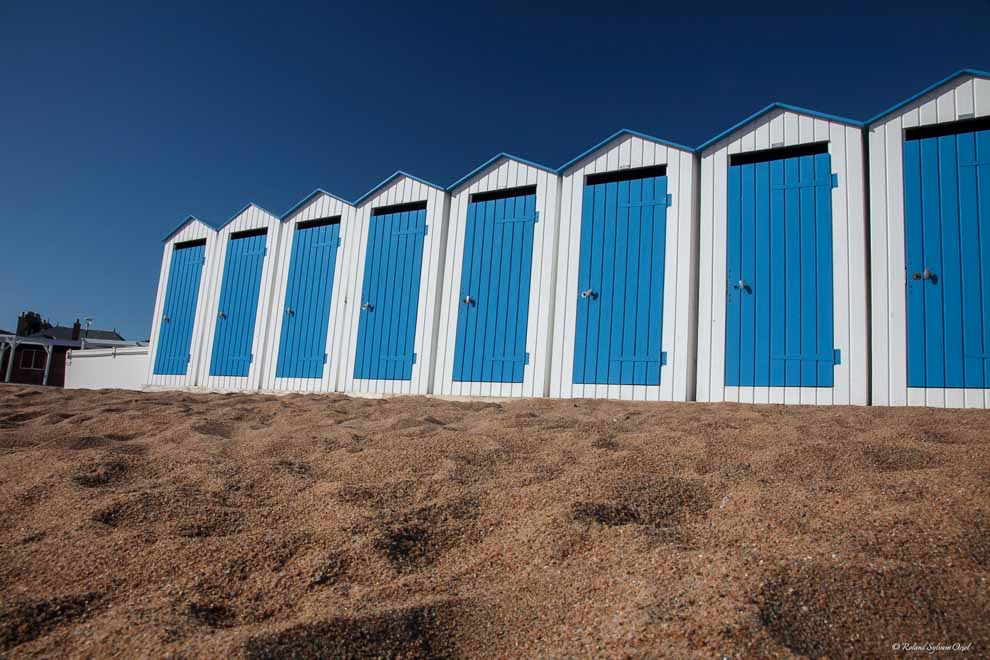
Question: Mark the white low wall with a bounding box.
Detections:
[65,347,149,390]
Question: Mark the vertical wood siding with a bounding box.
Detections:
[434,158,561,398]
[696,109,869,405]
[339,177,450,396]
[146,219,216,389]
[261,193,356,393]
[197,205,283,391]
[869,74,990,408]
[549,135,698,401]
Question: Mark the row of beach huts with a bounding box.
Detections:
[139,70,990,408]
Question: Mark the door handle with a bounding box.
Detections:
[912,268,935,282]
[733,280,750,293]
[285,308,295,316]
[580,289,596,299]
[361,302,373,311]
[218,311,227,319]
[162,315,171,323]
[462,295,474,305]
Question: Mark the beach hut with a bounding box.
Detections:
[868,69,990,408]
[433,154,561,398]
[338,173,450,396]
[197,203,282,391]
[146,216,216,388]
[695,104,869,405]
[548,130,699,401]
[259,190,356,393]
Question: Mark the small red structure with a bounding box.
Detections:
[0,317,127,387]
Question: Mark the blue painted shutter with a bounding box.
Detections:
[353,208,427,381]
[725,152,837,387]
[275,221,341,379]
[209,232,267,377]
[153,242,206,375]
[572,174,669,385]
[452,191,537,383]
[904,127,990,388]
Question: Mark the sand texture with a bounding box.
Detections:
[1,385,989,658]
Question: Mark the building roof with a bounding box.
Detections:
[28,326,125,342]
[163,215,213,243]
[280,188,354,220]
[558,129,695,173]
[697,102,864,153]
[216,202,280,231]
[447,152,557,192]
[353,171,446,207]
[865,68,990,126]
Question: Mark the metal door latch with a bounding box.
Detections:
[912,268,933,281]
[462,295,474,305]
[361,302,373,311]
[733,280,750,293]
[286,308,295,316]
[580,289,596,299]
[218,311,227,319]
[162,315,171,323]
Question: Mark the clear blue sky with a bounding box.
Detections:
[1,1,988,340]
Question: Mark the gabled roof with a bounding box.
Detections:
[865,68,990,126]
[558,129,695,174]
[280,188,354,221]
[216,202,279,231]
[29,327,125,342]
[697,102,863,153]
[353,171,446,207]
[447,152,557,192]
[163,215,213,243]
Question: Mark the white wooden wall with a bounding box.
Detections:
[434,157,562,398]
[197,205,283,391]
[869,74,990,408]
[261,193,356,394]
[69,347,149,391]
[338,176,450,396]
[146,219,216,388]
[696,108,869,405]
[549,135,699,401]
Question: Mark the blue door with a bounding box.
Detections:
[153,240,206,375]
[724,148,838,387]
[353,204,427,380]
[904,126,990,388]
[276,219,341,379]
[573,170,669,385]
[453,188,537,383]
[210,230,267,377]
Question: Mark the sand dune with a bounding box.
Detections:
[1,385,988,657]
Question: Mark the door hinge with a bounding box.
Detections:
[660,351,668,366]
[337,236,342,248]
[412,353,417,365]
[833,348,841,365]
[831,174,839,189]
[666,194,673,207]
[250,354,254,364]
[534,211,540,223]
[264,247,268,256]
[524,352,530,365]
[424,225,429,236]
[323,353,328,365]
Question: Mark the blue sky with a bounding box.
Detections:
[1,1,988,340]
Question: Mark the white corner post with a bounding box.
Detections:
[42,345,53,386]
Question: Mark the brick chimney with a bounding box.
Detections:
[71,319,81,341]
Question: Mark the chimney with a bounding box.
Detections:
[71,319,81,341]
[16,313,29,336]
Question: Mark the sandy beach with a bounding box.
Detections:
[1,385,988,657]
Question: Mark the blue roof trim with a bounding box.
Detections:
[446,152,557,192]
[280,188,353,221]
[353,171,446,207]
[865,68,990,126]
[697,102,864,153]
[557,129,696,173]
[163,215,213,243]
[216,202,280,231]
